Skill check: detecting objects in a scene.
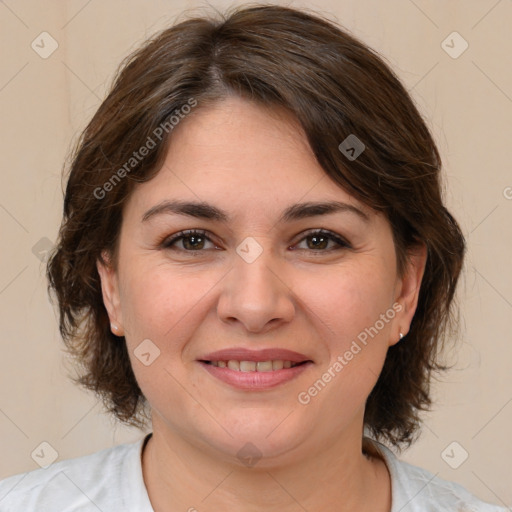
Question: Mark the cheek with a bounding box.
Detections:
[118,263,215,350]
[117,266,211,407]
[293,266,395,422]
[298,262,396,347]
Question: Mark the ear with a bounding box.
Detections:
[97,251,124,336]
[390,242,427,346]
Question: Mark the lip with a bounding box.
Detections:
[198,360,313,390]
[198,348,311,363]
[197,347,313,391]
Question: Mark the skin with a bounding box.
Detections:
[98,96,426,512]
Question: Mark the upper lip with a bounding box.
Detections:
[198,348,312,363]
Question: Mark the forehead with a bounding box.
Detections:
[124,97,372,222]
[167,96,320,178]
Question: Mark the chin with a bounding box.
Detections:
[200,411,310,467]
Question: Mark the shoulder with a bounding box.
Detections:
[0,436,152,512]
[368,439,507,512]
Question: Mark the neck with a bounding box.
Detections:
[141,417,391,512]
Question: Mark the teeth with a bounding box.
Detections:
[227,360,240,371]
[272,360,284,370]
[240,361,256,372]
[209,360,302,371]
[256,361,273,372]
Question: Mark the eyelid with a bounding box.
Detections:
[160,228,351,252]
[291,228,351,250]
[160,229,215,249]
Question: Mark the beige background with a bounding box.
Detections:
[0,0,510,507]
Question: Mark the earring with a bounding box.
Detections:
[399,332,404,340]
[111,323,119,333]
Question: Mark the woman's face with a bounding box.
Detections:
[98,96,424,465]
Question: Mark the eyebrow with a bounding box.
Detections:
[141,199,370,224]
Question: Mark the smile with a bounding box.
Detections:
[198,359,313,390]
[204,360,306,371]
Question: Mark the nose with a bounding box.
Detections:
[216,246,296,334]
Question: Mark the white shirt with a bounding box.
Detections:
[0,434,506,511]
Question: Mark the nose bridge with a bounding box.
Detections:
[216,237,295,332]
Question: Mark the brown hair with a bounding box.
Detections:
[47,4,465,448]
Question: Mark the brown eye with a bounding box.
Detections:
[162,230,216,251]
[294,229,351,251]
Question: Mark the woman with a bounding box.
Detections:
[0,4,505,511]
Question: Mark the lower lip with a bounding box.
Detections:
[198,361,312,390]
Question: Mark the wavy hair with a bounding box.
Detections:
[47,4,465,448]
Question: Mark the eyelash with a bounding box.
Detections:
[160,228,351,254]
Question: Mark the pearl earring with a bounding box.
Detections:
[399,332,404,340]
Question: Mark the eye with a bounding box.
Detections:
[292,229,351,252]
[160,228,351,254]
[161,229,218,251]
